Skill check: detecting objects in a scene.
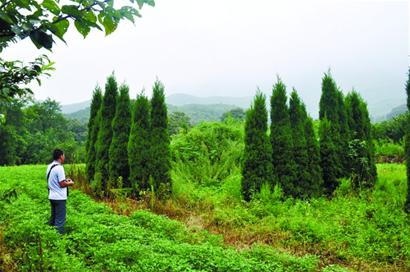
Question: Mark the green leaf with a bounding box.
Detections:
[29,30,53,50]
[42,0,60,16]
[74,19,91,38]
[120,6,140,23]
[102,16,117,35]
[83,11,97,24]
[48,19,69,41]
[61,5,83,18]
[0,12,14,24]
[14,0,31,9]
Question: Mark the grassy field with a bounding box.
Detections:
[0,165,334,272]
[0,164,409,271]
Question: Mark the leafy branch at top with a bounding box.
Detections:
[0,0,155,101]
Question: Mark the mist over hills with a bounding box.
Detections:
[62,93,405,124]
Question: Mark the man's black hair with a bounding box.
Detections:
[53,149,64,161]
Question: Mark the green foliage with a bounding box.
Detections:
[304,117,323,197]
[171,121,243,193]
[289,89,309,198]
[345,91,377,189]
[0,98,86,165]
[373,113,407,143]
[221,108,246,122]
[0,0,154,101]
[319,73,343,177]
[270,79,297,196]
[241,92,272,201]
[85,86,102,182]
[335,89,350,175]
[0,165,320,271]
[319,118,339,197]
[150,81,171,196]
[168,111,191,136]
[0,0,155,51]
[289,89,322,198]
[405,68,410,213]
[128,93,151,192]
[95,74,118,191]
[0,55,54,101]
[374,140,405,162]
[0,124,17,165]
[109,84,131,189]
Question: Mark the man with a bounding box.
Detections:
[46,149,74,234]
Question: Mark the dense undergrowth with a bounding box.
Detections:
[0,165,325,272]
[1,121,409,271]
[170,121,410,271]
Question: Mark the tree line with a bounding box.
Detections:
[85,74,171,198]
[0,99,86,165]
[242,73,377,201]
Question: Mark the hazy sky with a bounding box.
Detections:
[4,0,409,115]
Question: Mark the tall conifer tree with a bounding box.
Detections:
[289,89,309,198]
[336,89,351,176]
[345,91,377,189]
[319,118,339,196]
[94,74,118,192]
[405,68,410,213]
[109,84,131,188]
[304,115,323,196]
[85,86,102,182]
[128,93,151,193]
[270,79,297,196]
[150,81,171,195]
[241,92,272,201]
[319,73,343,177]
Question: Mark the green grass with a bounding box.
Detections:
[0,165,322,272]
[169,122,410,270]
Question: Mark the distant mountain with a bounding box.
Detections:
[65,108,90,124]
[65,103,239,125]
[61,93,406,124]
[61,100,91,114]
[61,94,252,115]
[167,93,252,108]
[168,104,239,124]
[373,104,407,122]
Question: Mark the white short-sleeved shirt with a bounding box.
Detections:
[46,161,67,200]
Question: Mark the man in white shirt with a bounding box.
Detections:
[46,149,74,234]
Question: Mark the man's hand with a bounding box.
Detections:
[67,179,74,186]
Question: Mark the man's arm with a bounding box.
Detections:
[56,166,74,188]
[58,179,74,188]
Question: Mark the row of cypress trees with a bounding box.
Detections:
[85,74,171,197]
[242,73,377,200]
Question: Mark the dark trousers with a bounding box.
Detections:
[49,199,66,235]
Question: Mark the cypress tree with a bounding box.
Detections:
[289,89,310,198]
[150,81,171,196]
[270,79,297,196]
[319,73,343,177]
[85,86,103,182]
[128,93,151,193]
[319,73,339,123]
[345,91,377,189]
[94,74,118,192]
[304,115,323,196]
[405,68,410,213]
[319,118,339,197]
[108,84,132,189]
[241,92,273,201]
[336,89,351,176]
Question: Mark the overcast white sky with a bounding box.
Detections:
[3,0,409,115]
